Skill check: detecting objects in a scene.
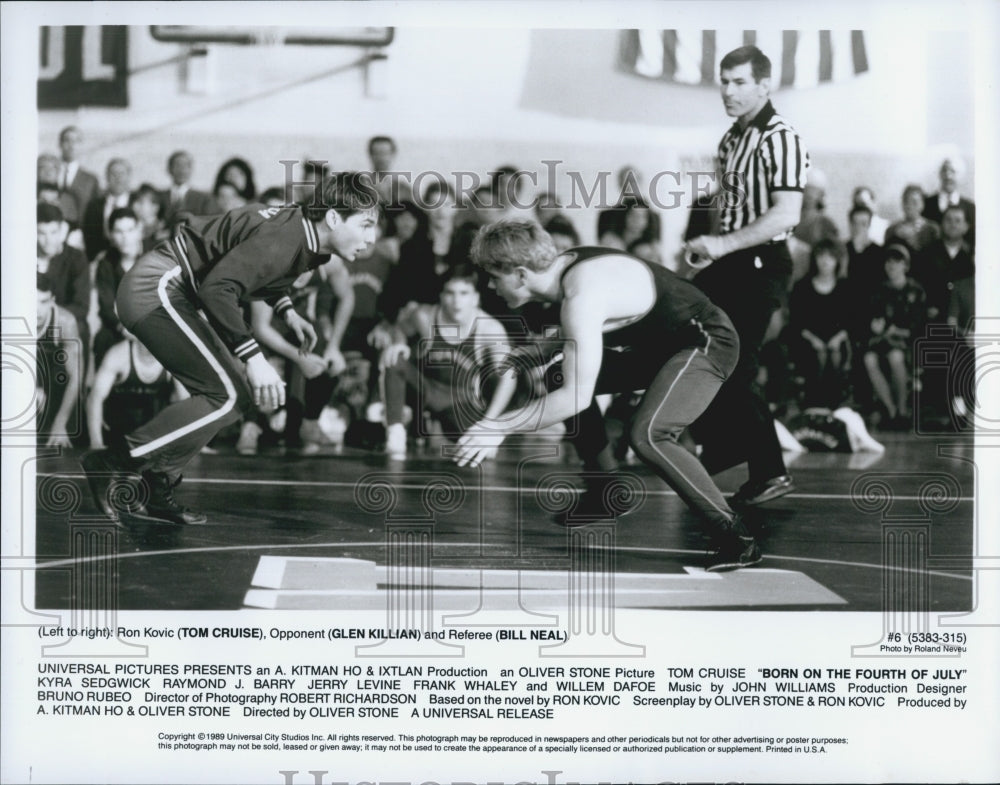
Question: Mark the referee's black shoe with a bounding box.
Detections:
[706,515,762,572]
[731,474,795,507]
[141,471,208,526]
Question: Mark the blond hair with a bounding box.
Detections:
[470,220,558,275]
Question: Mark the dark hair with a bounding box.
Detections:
[108,206,139,232]
[543,215,580,245]
[720,45,771,81]
[37,202,63,225]
[885,242,912,268]
[810,237,846,269]
[368,135,397,155]
[37,181,59,197]
[302,171,381,221]
[129,183,165,219]
[395,200,430,236]
[167,150,191,168]
[213,157,257,201]
[848,205,872,222]
[259,186,288,204]
[441,263,481,289]
[942,203,968,222]
[37,271,53,292]
[901,184,924,203]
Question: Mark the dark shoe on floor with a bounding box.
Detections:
[706,515,763,572]
[80,449,143,523]
[731,474,795,507]
[142,471,208,525]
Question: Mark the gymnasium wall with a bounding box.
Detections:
[37,25,975,255]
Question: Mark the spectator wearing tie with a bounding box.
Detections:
[922,157,975,248]
[161,150,218,225]
[56,126,99,225]
[81,158,133,260]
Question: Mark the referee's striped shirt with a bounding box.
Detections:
[717,100,809,238]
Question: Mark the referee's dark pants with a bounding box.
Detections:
[692,242,791,482]
[115,250,255,481]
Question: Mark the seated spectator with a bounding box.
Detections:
[92,207,143,369]
[851,186,889,245]
[544,215,581,253]
[789,172,838,282]
[382,200,439,316]
[420,179,457,271]
[247,259,354,454]
[213,157,257,204]
[862,245,926,428]
[37,203,91,359]
[81,157,133,260]
[36,273,83,447]
[491,165,536,223]
[367,135,412,205]
[161,150,218,224]
[129,183,169,253]
[789,239,852,408]
[599,198,657,251]
[923,156,975,249]
[87,330,184,451]
[379,264,517,458]
[597,165,661,241]
[533,189,567,230]
[912,204,973,323]
[845,206,885,289]
[38,177,85,251]
[885,184,940,255]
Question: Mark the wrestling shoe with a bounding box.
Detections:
[706,515,762,572]
[731,474,795,507]
[80,448,143,523]
[141,471,207,525]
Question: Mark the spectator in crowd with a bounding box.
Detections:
[37,203,90,356]
[533,189,567,230]
[36,272,83,447]
[294,160,329,206]
[544,215,581,253]
[379,264,517,458]
[37,175,86,251]
[92,207,144,369]
[863,244,926,428]
[87,330,184,451]
[213,157,257,204]
[56,125,99,225]
[491,165,536,222]
[382,200,440,318]
[81,157,133,259]
[129,183,169,254]
[420,179,457,271]
[246,258,354,454]
[39,152,86,232]
[845,206,885,293]
[912,204,973,323]
[596,165,661,241]
[368,135,412,204]
[789,239,853,408]
[161,150,218,224]
[627,236,662,266]
[923,156,975,247]
[598,198,658,251]
[851,186,889,245]
[789,172,838,282]
[885,184,940,255]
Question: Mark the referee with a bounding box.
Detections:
[686,45,809,506]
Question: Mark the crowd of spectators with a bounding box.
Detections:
[34,124,976,457]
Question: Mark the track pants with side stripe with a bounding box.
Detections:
[564,306,741,527]
[115,251,254,481]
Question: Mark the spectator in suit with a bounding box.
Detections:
[39,152,85,231]
[162,150,218,224]
[923,157,975,248]
[37,202,91,355]
[57,126,99,225]
[37,175,85,252]
[82,157,133,260]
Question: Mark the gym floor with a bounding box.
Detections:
[31,429,976,613]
